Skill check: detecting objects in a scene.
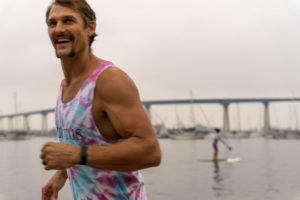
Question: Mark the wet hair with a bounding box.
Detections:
[214,128,220,133]
[46,0,98,48]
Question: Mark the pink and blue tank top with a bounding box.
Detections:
[55,61,147,200]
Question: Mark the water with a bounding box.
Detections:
[0,137,300,200]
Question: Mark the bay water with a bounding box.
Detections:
[0,137,299,200]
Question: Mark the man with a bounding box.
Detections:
[40,0,161,199]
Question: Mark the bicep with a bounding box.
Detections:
[97,69,154,139]
[106,100,152,139]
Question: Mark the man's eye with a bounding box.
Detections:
[48,21,56,27]
[65,19,74,23]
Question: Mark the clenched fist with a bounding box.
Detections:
[40,142,81,170]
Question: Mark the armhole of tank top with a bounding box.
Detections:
[90,65,120,142]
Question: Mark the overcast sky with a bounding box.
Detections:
[1,0,300,130]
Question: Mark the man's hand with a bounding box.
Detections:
[40,142,80,170]
[42,170,68,200]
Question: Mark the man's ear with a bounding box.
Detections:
[88,21,96,37]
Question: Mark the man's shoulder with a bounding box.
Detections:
[97,66,133,88]
[100,66,126,78]
[95,66,139,103]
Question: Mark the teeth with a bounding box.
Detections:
[56,39,70,44]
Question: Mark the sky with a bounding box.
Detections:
[1,0,300,130]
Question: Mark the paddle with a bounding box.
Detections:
[220,138,232,151]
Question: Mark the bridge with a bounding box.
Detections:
[0,97,299,134]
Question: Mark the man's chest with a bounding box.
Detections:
[61,83,83,103]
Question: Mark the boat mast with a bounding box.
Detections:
[190,90,196,128]
[236,103,241,133]
[291,92,299,131]
[14,92,18,130]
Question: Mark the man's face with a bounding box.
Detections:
[47,4,91,58]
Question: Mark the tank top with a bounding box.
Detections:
[55,61,147,200]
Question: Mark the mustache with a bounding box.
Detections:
[54,34,74,41]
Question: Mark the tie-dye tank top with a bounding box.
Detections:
[55,61,147,200]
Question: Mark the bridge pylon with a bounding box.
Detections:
[263,102,270,134]
[8,117,13,131]
[23,115,30,131]
[41,113,48,134]
[145,104,152,123]
[222,103,230,134]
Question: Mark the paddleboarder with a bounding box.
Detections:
[212,128,231,160]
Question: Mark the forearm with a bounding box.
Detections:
[54,169,68,180]
[85,137,161,171]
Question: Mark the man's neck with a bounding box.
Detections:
[60,51,101,86]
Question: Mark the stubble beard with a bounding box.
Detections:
[54,34,75,58]
[55,48,75,58]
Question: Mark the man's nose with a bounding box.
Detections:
[54,22,66,34]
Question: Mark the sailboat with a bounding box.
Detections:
[4,92,30,140]
[169,91,206,140]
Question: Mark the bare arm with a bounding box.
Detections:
[219,137,232,150]
[41,68,161,172]
[87,68,161,171]
[41,170,68,200]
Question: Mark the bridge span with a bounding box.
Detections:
[0,97,299,134]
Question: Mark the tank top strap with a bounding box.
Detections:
[56,60,114,108]
[59,79,65,89]
[56,79,65,106]
[89,61,114,83]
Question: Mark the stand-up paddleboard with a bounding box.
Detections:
[226,157,242,163]
[197,157,242,163]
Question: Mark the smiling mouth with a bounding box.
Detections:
[54,34,74,46]
[55,39,71,45]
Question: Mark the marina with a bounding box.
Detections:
[1,97,300,140]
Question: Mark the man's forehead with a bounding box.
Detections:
[48,4,80,20]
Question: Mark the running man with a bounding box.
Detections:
[40,0,161,199]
